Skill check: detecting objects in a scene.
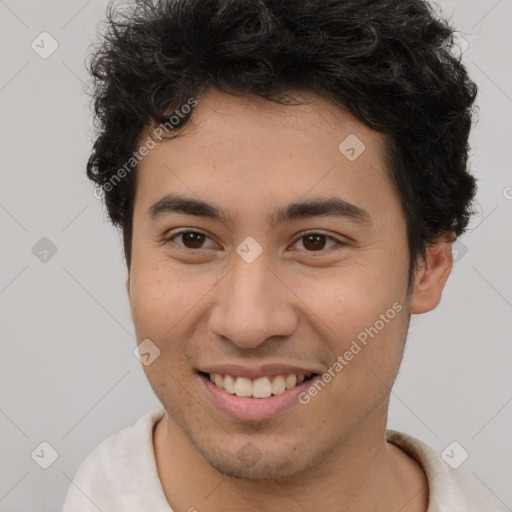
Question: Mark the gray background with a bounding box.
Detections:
[0,0,511,510]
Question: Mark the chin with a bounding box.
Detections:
[158,390,331,480]
[200,446,307,480]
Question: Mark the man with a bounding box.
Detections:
[63,0,499,510]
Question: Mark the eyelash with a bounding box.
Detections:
[162,229,346,254]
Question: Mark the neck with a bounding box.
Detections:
[153,405,428,512]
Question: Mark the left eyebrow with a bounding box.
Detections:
[147,193,371,228]
[270,196,371,227]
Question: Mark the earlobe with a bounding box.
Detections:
[410,234,455,314]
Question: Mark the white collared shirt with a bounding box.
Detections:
[62,408,501,511]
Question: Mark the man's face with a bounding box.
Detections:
[127,88,413,479]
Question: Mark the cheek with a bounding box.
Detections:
[291,259,405,336]
[129,259,182,335]
[129,259,217,340]
[289,258,409,398]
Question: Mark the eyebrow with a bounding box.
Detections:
[147,193,371,228]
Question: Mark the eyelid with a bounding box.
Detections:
[293,229,343,241]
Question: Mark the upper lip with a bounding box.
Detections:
[198,364,321,380]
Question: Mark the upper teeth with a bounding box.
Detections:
[208,373,310,398]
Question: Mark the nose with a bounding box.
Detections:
[208,250,298,349]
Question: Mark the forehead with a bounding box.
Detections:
[158,88,387,154]
[134,89,397,223]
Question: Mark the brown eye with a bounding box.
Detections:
[180,232,206,249]
[291,232,343,252]
[302,234,327,251]
[164,230,217,250]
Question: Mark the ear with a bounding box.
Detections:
[126,277,132,321]
[410,232,455,314]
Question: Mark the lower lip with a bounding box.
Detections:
[199,373,316,422]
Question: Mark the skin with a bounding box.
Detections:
[126,88,454,511]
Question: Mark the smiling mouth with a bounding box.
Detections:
[198,371,318,398]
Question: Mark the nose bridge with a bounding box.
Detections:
[209,251,296,348]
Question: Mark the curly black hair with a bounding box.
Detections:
[86,0,478,278]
